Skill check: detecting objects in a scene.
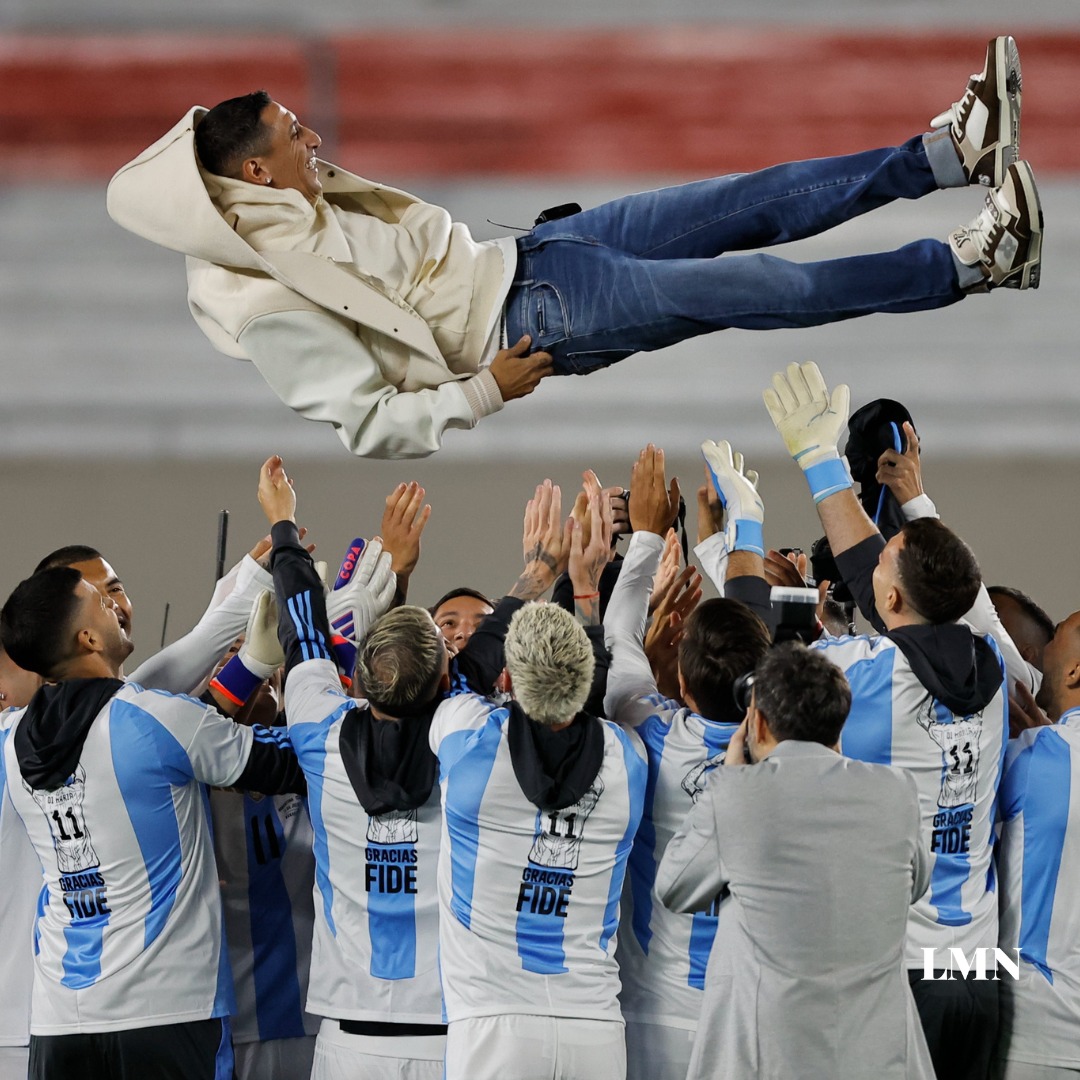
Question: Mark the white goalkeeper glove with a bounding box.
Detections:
[763,361,853,503]
[325,537,397,645]
[700,439,764,557]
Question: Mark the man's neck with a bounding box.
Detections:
[59,657,123,681]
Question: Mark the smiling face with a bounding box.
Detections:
[69,557,133,640]
[243,101,323,204]
[1036,610,1080,720]
[72,578,134,670]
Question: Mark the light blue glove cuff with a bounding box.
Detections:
[730,519,765,557]
[803,458,853,504]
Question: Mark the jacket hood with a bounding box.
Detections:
[507,701,606,811]
[15,678,124,791]
[107,107,262,268]
[106,108,445,363]
[886,623,1003,715]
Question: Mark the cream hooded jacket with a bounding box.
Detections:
[107,107,516,459]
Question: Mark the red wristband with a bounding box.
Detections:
[573,592,600,600]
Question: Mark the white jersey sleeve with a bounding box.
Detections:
[128,555,272,695]
[603,532,664,728]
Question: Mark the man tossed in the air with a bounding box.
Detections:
[108,37,1039,459]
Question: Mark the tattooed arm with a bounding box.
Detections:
[453,479,571,693]
[508,479,572,601]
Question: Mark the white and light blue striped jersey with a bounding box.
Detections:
[282,658,443,1024]
[996,708,1080,1068]
[430,693,648,1023]
[210,788,320,1045]
[0,710,43,1047]
[616,696,737,1030]
[3,683,255,1035]
[813,632,1008,965]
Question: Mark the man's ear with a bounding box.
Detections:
[75,626,104,656]
[240,156,269,186]
[497,668,512,696]
[883,584,904,617]
[750,705,770,747]
[1064,657,1080,692]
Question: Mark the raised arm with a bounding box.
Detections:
[701,438,772,625]
[763,362,885,628]
[452,478,572,695]
[603,446,681,724]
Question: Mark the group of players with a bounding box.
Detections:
[0,357,1076,1080]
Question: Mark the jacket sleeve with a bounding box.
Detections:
[127,555,273,694]
[655,780,729,913]
[239,309,503,460]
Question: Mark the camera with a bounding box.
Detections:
[732,586,819,713]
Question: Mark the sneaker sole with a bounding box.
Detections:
[1006,161,1042,290]
[974,35,1022,188]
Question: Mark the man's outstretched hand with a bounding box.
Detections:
[489,335,555,402]
[258,455,296,525]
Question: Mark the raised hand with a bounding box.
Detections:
[875,420,925,506]
[325,538,397,645]
[700,439,764,557]
[257,454,296,525]
[628,444,681,537]
[513,479,572,600]
[381,481,432,579]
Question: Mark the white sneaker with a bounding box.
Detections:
[932,36,1021,188]
[949,161,1042,290]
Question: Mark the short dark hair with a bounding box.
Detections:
[678,599,771,723]
[1,568,85,678]
[429,587,494,616]
[753,642,851,746]
[987,585,1055,647]
[896,518,981,625]
[33,545,103,575]
[194,90,273,178]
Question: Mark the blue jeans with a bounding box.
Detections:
[503,136,963,375]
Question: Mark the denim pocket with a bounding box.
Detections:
[530,281,570,348]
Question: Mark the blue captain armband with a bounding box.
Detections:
[802,457,853,504]
[210,654,266,707]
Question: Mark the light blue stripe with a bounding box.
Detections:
[838,649,896,766]
[1018,729,1072,983]
[516,806,569,975]
[627,712,671,955]
[685,718,734,987]
[245,794,306,1038]
[290,717,339,936]
[601,724,647,952]
[441,710,506,929]
[215,1017,235,1080]
[926,700,973,926]
[287,591,331,664]
[110,701,191,955]
[366,840,418,979]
